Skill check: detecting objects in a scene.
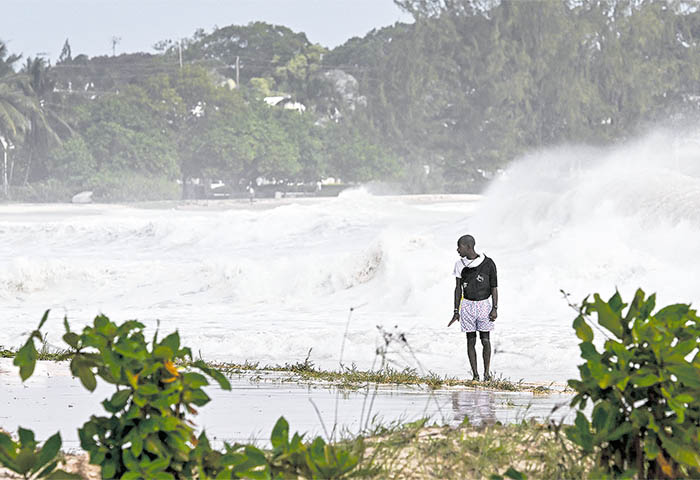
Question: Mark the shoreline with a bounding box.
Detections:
[0,193,484,211]
[0,350,567,394]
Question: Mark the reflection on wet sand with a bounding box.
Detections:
[451,390,497,426]
[449,389,578,427]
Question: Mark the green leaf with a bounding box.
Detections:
[655,304,689,322]
[644,435,661,459]
[639,293,656,319]
[592,294,624,339]
[15,450,37,475]
[660,432,700,468]
[182,372,208,389]
[573,316,593,342]
[77,365,97,391]
[139,418,158,435]
[131,433,143,457]
[62,332,80,349]
[36,461,59,478]
[616,375,630,391]
[159,416,180,432]
[45,469,82,479]
[669,339,697,358]
[0,430,15,451]
[120,472,143,480]
[38,309,50,330]
[101,459,117,479]
[13,340,38,381]
[185,389,211,407]
[93,314,111,333]
[193,360,231,391]
[675,393,693,403]
[565,412,593,453]
[105,389,131,412]
[503,466,527,480]
[153,345,174,360]
[605,340,631,365]
[591,403,610,432]
[18,428,36,449]
[143,456,170,474]
[579,342,599,361]
[160,332,180,355]
[608,291,626,314]
[137,384,159,396]
[607,422,634,442]
[231,446,269,479]
[631,373,662,387]
[271,417,289,450]
[667,364,700,388]
[152,473,175,480]
[33,432,61,473]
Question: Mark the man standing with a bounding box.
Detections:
[448,235,498,381]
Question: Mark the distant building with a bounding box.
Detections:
[263,95,306,113]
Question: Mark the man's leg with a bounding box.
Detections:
[466,332,479,380]
[480,331,491,381]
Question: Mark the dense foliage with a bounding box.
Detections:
[4,312,363,479]
[332,0,700,189]
[3,0,700,200]
[0,428,78,479]
[567,289,700,479]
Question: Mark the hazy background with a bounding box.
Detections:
[1,0,413,60]
[2,0,700,384]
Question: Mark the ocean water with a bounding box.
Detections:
[1,130,699,383]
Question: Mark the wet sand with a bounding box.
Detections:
[0,359,575,449]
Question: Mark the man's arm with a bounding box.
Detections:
[448,278,461,326]
[489,287,498,320]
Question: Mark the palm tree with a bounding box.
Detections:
[19,56,72,184]
[0,40,22,77]
[0,43,70,196]
[0,41,30,144]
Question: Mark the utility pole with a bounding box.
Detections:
[111,36,121,57]
[1,136,8,199]
[178,39,183,69]
[235,55,240,88]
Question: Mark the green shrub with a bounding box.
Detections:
[12,312,255,479]
[87,171,180,202]
[0,428,78,479]
[7,311,362,479]
[48,137,98,185]
[268,417,359,479]
[567,289,700,479]
[9,180,76,203]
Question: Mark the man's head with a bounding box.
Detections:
[457,234,475,257]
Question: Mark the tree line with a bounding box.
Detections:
[2,0,700,201]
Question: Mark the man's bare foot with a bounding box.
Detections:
[472,373,480,381]
[483,372,492,381]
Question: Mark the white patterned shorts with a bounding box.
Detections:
[459,299,494,333]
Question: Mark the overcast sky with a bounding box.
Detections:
[1,0,414,61]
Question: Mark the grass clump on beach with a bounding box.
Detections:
[207,357,533,392]
[1,344,538,393]
[0,342,71,361]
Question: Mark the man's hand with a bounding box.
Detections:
[489,308,498,321]
[448,313,459,327]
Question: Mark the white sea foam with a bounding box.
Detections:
[1,131,699,383]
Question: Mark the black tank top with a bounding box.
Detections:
[460,256,494,301]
